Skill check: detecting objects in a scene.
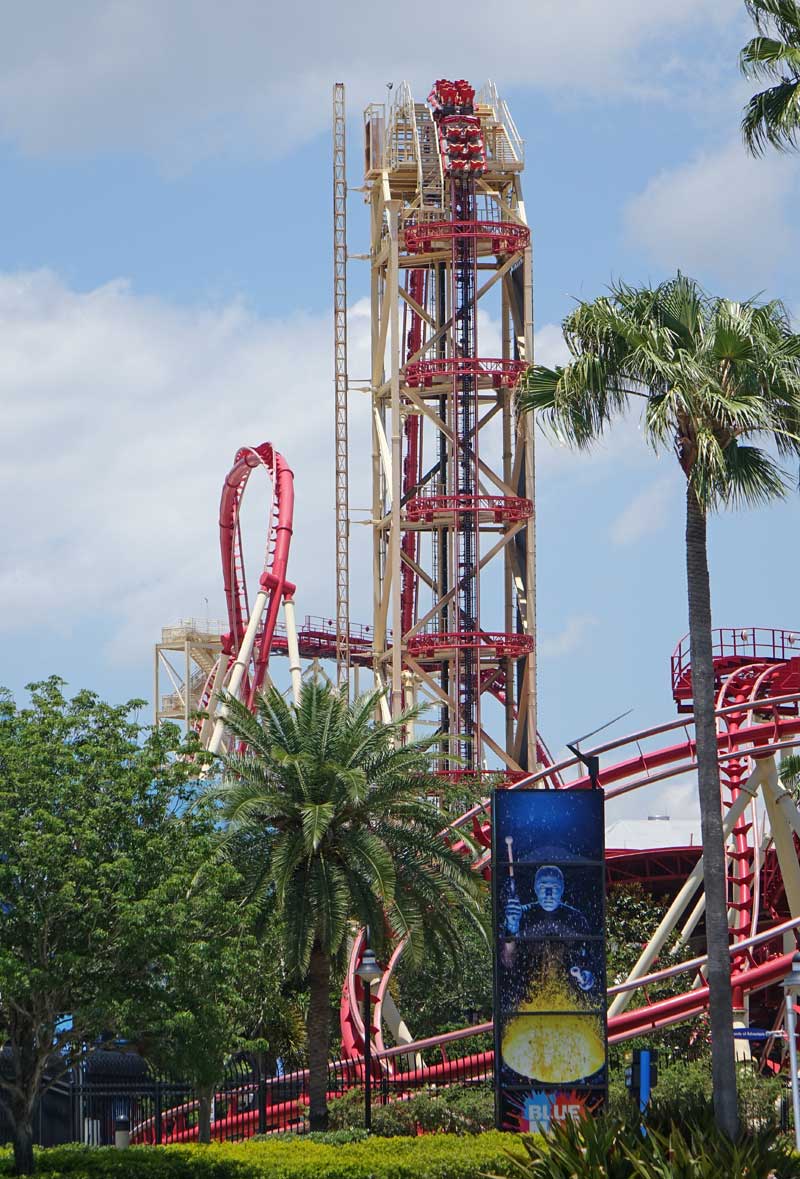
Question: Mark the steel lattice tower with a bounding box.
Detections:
[362,79,537,776]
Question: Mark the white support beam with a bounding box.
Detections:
[608,763,762,1017]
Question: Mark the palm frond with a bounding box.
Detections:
[779,753,800,796]
[744,0,800,40]
[740,35,800,80]
[299,802,336,852]
[519,272,800,517]
[720,443,791,508]
[309,855,350,955]
[742,79,800,154]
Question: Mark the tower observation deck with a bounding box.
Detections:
[363,79,537,775]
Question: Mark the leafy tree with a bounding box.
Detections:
[741,0,800,155]
[518,275,800,1137]
[234,910,306,1077]
[204,681,486,1130]
[0,678,212,1173]
[778,751,800,801]
[393,890,492,1043]
[138,848,250,1144]
[606,884,705,1072]
[143,885,305,1144]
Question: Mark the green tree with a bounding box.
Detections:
[518,275,800,1137]
[778,751,800,801]
[204,681,486,1131]
[144,888,305,1144]
[0,678,209,1173]
[393,890,492,1043]
[741,0,800,155]
[606,884,704,1074]
[139,849,252,1145]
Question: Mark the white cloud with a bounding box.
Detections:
[0,270,373,663]
[606,773,701,824]
[540,614,597,658]
[625,142,799,287]
[534,323,570,369]
[0,276,582,673]
[0,0,739,162]
[610,476,676,546]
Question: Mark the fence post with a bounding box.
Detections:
[257,1062,266,1135]
[154,1081,162,1145]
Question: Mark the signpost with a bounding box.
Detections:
[492,789,607,1131]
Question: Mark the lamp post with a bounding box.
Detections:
[783,952,800,1151]
[355,944,383,1132]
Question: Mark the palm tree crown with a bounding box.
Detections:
[209,680,485,976]
[519,275,800,503]
[741,0,800,155]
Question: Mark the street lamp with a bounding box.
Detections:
[783,952,800,1151]
[355,944,383,1132]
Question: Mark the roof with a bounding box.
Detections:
[606,817,701,851]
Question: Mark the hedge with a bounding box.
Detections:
[0,1133,529,1179]
[327,1084,495,1136]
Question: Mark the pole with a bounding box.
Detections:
[206,587,269,755]
[283,597,302,704]
[787,992,800,1151]
[638,1049,651,1115]
[363,981,372,1132]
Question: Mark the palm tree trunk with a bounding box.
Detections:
[685,481,738,1139]
[307,940,331,1132]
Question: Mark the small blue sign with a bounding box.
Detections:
[733,1028,785,1041]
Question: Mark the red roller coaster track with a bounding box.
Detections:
[199,443,295,749]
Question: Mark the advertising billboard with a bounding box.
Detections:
[492,788,607,1132]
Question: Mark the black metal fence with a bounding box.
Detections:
[1,1041,792,1147]
[0,1036,494,1147]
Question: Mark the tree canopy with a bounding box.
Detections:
[0,679,219,1170]
[519,275,800,509]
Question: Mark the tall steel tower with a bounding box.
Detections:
[363,79,537,776]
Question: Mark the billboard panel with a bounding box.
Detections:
[492,788,607,1131]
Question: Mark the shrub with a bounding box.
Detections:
[264,1128,371,1145]
[0,1132,527,1179]
[481,1113,800,1179]
[327,1084,494,1136]
[610,1051,788,1134]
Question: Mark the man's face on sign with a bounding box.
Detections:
[534,867,564,911]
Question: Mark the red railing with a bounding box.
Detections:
[269,615,377,665]
[405,357,525,389]
[407,631,534,658]
[405,494,532,523]
[405,219,529,255]
[671,627,800,701]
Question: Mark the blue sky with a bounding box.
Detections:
[1,1,798,820]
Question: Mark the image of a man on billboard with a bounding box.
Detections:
[504,864,591,939]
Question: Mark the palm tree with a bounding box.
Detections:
[205,680,485,1130]
[741,0,800,154]
[518,274,800,1138]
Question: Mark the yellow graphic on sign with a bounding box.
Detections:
[502,956,604,1084]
